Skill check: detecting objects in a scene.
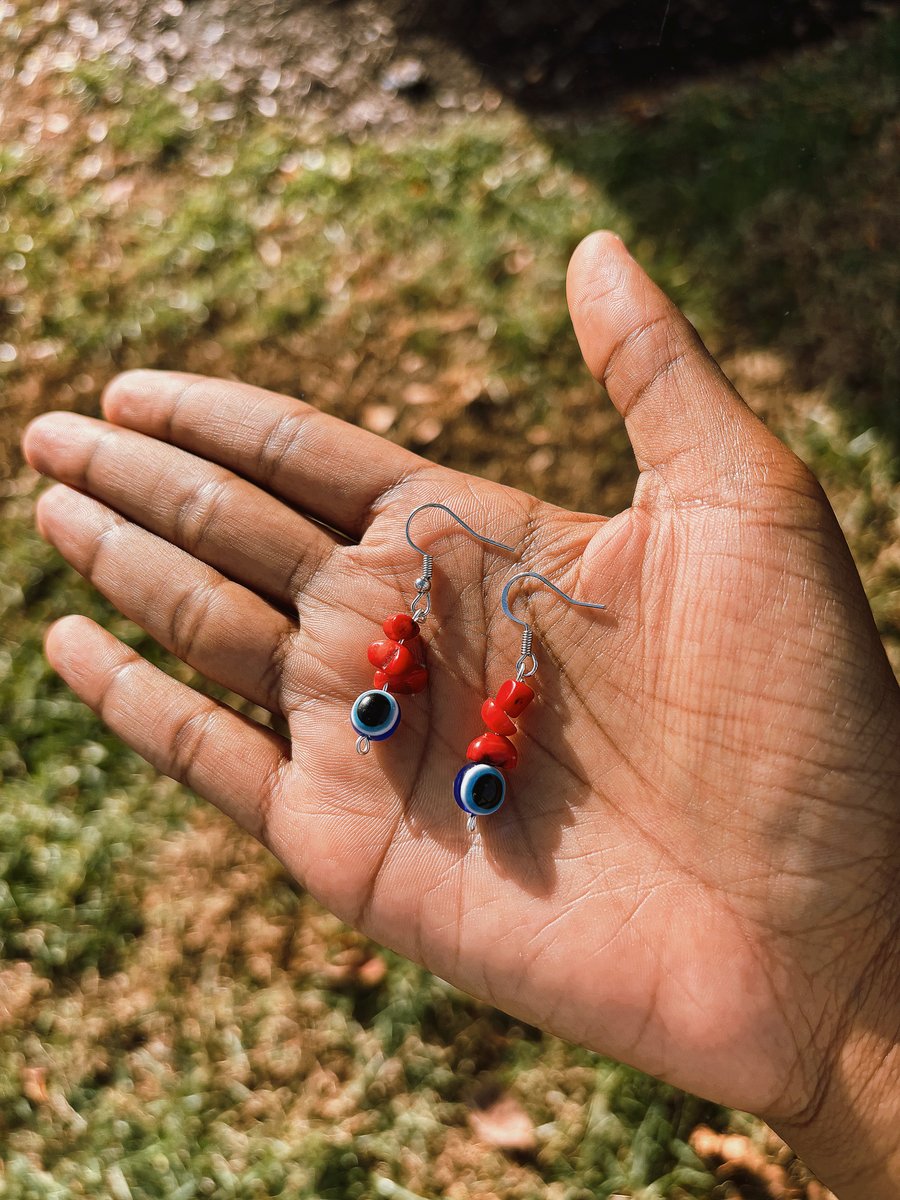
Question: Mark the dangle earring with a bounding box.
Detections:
[454,571,606,830]
[350,503,517,754]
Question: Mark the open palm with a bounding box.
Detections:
[24,234,900,1146]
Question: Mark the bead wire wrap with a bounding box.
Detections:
[516,626,537,680]
[410,553,433,622]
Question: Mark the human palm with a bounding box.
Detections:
[24,234,900,1140]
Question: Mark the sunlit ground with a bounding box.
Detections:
[1,4,897,1196]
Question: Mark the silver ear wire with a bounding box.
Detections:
[500,571,607,679]
[405,502,517,622]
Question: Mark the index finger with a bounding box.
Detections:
[102,370,434,540]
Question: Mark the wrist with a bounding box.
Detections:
[774,1013,900,1200]
[771,850,900,1199]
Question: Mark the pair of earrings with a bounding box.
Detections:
[349,503,605,831]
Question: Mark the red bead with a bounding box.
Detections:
[496,679,535,717]
[467,732,518,770]
[367,639,416,677]
[367,639,400,669]
[383,613,420,641]
[382,643,416,678]
[375,665,428,695]
[481,698,516,736]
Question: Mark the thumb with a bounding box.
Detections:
[567,231,776,502]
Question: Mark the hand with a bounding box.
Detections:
[23,233,900,1196]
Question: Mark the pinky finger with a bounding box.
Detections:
[45,615,290,841]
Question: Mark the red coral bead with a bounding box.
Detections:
[367,640,416,677]
[367,639,400,669]
[403,665,428,695]
[375,666,428,695]
[466,732,518,770]
[496,678,535,717]
[382,643,416,677]
[383,613,420,641]
[481,698,516,736]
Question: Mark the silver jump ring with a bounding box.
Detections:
[515,653,538,680]
[410,590,431,621]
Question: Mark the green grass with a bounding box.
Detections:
[551,15,900,436]
[1,9,898,1197]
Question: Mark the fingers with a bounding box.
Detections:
[101,370,436,539]
[566,231,779,501]
[45,615,289,840]
[22,411,337,606]
[36,484,295,714]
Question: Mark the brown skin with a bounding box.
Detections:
[23,232,900,1196]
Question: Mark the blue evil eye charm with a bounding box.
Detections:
[351,689,401,742]
[453,762,506,817]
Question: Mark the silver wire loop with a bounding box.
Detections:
[405,503,517,622]
[356,735,371,755]
[516,654,538,680]
[466,814,477,833]
[501,571,606,679]
[411,595,431,621]
[405,503,516,557]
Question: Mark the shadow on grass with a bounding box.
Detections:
[401,0,884,108]
[545,12,900,453]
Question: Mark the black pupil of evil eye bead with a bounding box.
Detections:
[351,688,401,741]
[357,692,391,727]
[453,762,506,816]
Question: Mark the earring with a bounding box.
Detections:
[350,502,516,754]
[453,570,606,830]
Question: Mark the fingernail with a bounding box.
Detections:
[35,483,87,538]
[22,412,89,472]
[102,368,184,419]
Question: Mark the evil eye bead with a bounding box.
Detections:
[453,762,506,817]
[351,689,401,741]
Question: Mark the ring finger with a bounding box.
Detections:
[36,484,296,714]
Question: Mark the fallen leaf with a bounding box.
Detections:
[258,237,282,268]
[528,448,554,475]
[526,425,552,446]
[411,418,442,445]
[402,382,437,406]
[362,404,396,434]
[469,1095,536,1152]
[22,1066,48,1104]
[357,956,387,987]
[689,1126,722,1158]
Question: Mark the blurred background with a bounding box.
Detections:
[1,1,898,1196]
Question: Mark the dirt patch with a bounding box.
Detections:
[9,0,887,140]
[7,0,495,138]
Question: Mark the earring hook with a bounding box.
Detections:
[405,502,517,623]
[405,503,516,556]
[501,571,606,678]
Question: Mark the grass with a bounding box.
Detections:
[551,13,900,438]
[1,5,897,1196]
